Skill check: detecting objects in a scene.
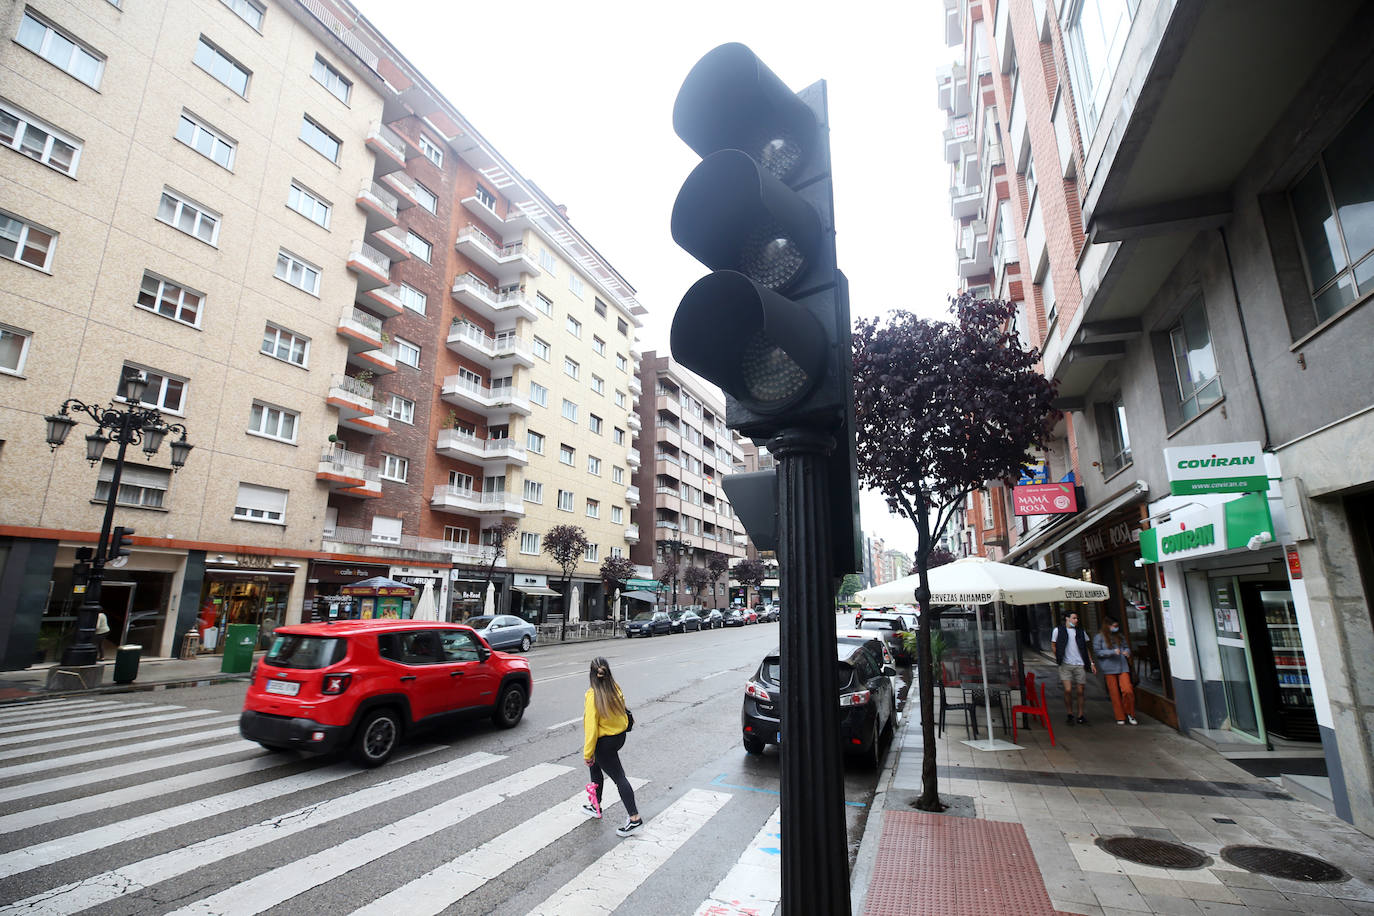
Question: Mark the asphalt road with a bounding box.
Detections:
[0,614,903,915]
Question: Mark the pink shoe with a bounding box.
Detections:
[584,783,602,818]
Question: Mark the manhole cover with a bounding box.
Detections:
[1220,845,1348,882]
[1096,836,1211,869]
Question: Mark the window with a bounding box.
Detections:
[286,181,331,228]
[532,337,551,360]
[474,184,496,208]
[539,248,557,274]
[610,546,624,559]
[261,323,309,367]
[18,11,104,89]
[564,357,580,380]
[311,54,351,104]
[444,526,470,545]
[1167,298,1222,423]
[158,190,219,245]
[419,134,443,166]
[1065,0,1135,139]
[1095,394,1132,474]
[395,336,420,368]
[566,316,582,338]
[584,543,599,562]
[0,325,32,376]
[527,430,545,454]
[0,212,56,271]
[587,455,602,475]
[381,454,408,483]
[221,0,265,30]
[1289,97,1374,325]
[616,353,628,372]
[536,293,553,316]
[558,489,574,512]
[568,272,585,298]
[612,466,625,484]
[234,482,286,523]
[613,427,625,445]
[611,506,624,524]
[398,284,426,314]
[414,181,437,214]
[120,364,186,413]
[595,299,607,318]
[615,390,627,408]
[274,250,320,294]
[449,470,474,490]
[405,231,431,262]
[371,516,402,544]
[561,399,578,421]
[1,100,81,175]
[135,273,202,328]
[529,381,549,406]
[592,336,606,356]
[300,115,340,162]
[521,480,543,504]
[589,415,603,435]
[97,461,170,509]
[193,36,248,96]
[172,111,236,171]
[617,317,628,336]
[520,532,541,554]
[586,498,600,518]
[387,395,414,424]
[248,401,298,443]
[560,444,575,466]
[591,375,605,395]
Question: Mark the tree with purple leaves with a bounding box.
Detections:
[706,554,730,608]
[852,292,1058,811]
[543,524,590,641]
[732,557,766,607]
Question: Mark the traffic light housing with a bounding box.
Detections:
[110,526,135,560]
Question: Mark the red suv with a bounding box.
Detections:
[240,620,532,767]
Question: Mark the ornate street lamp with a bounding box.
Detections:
[44,366,194,668]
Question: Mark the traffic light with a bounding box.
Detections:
[109,526,135,560]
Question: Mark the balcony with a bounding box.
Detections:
[625,485,640,507]
[460,195,534,237]
[365,121,406,173]
[360,283,403,316]
[370,226,411,262]
[446,320,535,368]
[626,413,641,432]
[451,273,539,323]
[414,537,503,564]
[440,374,532,418]
[379,170,422,210]
[347,242,391,290]
[338,306,383,351]
[435,428,529,467]
[936,62,971,117]
[944,116,974,164]
[327,374,388,435]
[958,219,991,278]
[454,227,541,285]
[317,449,382,498]
[626,450,641,469]
[950,180,982,219]
[628,375,642,395]
[324,526,499,563]
[625,523,640,544]
[431,485,525,517]
[356,181,399,232]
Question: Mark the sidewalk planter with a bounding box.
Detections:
[113,645,141,684]
[221,624,259,674]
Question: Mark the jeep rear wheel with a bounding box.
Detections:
[351,708,400,768]
[492,683,526,728]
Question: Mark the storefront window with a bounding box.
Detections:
[198,572,291,651]
[1115,554,1172,698]
[40,565,173,662]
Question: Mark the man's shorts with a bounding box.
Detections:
[1058,664,1087,686]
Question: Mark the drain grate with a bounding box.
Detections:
[1221,845,1348,882]
[1096,836,1212,869]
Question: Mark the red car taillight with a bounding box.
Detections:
[839,689,871,707]
[321,673,352,695]
[746,681,772,702]
[250,661,258,680]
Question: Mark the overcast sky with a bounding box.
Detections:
[351,0,962,556]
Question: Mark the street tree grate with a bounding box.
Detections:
[1096,836,1211,869]
[1220,845,1349,882]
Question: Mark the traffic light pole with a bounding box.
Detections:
[773,427,850,916]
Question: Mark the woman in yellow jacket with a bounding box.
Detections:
[582,656,642,836]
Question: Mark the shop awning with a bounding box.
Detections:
[1004,479,1148,566]
[622,590,659,603]
[512,585,560,597]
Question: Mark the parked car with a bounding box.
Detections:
[740,638,898,768]
[240,620,532,768]
[721,607,746,627]
[625,610,672,637]
[743,608,759,625]
[836,628,898,671]
[854,613,915,665]
[697,608,724,629]
[463,614,537,652]
[668,609,703,633]
[759,604,779,622]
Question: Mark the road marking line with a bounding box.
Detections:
[0,713,239,761]
[0,752,506,916]
[0,704,179,736]
[0,733,244,802]
[701,669,739,680]
[168,762,571,916]
[0,699,149,722]
[0,708,215,745]
[708,774,866,808]
[695,807,782,916]
[349,777,649,916]
[526,788,733,916]
[547,716,582,730]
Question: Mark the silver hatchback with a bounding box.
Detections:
[464,614,537,652]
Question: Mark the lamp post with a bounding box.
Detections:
[44,367,194,668]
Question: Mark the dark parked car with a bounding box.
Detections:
[740,638,898,768]
[697,608,724,629]
[668,609,703,633]
[758,604,779,623]
[463,614,537,652]
[625,610,672,637]
[721,608,746,628]
[855,613,915,665]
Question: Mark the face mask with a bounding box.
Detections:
[1110,626,1119,633]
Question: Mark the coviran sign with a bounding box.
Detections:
[1139,492,1274,564]
[1163,441,1267,495]
[1160,524,1215,555]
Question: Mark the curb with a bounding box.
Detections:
[0,672,252,705]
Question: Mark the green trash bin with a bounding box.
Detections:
[221,624,259,674]
[113,644,141,684]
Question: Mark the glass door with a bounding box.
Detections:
[1209,577,1266,744]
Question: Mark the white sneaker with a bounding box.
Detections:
[615,818,643,837]
[1116,720,1125,725]
[1127,715,1139,725]
[581,803,601,819]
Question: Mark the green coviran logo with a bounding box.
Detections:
[1176,455,1257,469]
[1161,524,1215,554]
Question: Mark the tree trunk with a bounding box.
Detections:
[913,497,946,812]
[559,576,570,642]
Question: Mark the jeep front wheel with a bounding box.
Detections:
[351,708,400,768]
[491,683,526,728]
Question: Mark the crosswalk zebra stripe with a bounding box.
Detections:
[694,806,782,916]
[0,752,506,916]
[350,777,650,916]
[0,708,215,745]
[527,788,734,916]
[0,699,149,723]
[0,714,240,762]
[0,735,245,803]
[0,703,180,735]
[165,761,572,916]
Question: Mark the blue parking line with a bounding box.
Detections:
[710,773,866,807]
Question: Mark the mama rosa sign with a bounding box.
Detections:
[1164,441,1267,495]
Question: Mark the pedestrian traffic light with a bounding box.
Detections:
[110,526,135,560]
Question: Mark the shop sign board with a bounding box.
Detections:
[1139,492,1274,564]
[624,577,661,590]
[1164,441,1267,495]
[514,573,548,588]
[1017,459,1049,485]
[1012,482,1078,516]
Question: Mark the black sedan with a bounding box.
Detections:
[668,609,703,633]
[720,608,746,628]
[697,608,724,629]
[625,611,672,637]
[740,638,898,768]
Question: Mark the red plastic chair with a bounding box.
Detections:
[1011,672,1056,746]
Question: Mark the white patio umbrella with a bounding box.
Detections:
[613,587,622,622]
[856,556,1109,751]
[411,583,437,621]
[569,586,580,623]
[483,581,495,615]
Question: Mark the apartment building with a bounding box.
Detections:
[629,351,748,611]
[941,0,1374,835]
[0,0,643,668]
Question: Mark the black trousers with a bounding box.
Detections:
[588,731,637,818]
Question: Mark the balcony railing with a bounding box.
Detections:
[448,320,532,359]
[332,373,375,401]
[358,180,399,218]
[318,448,381,481]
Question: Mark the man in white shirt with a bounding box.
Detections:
[1050,610,1095,725]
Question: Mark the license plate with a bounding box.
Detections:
[265,679,299,696]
